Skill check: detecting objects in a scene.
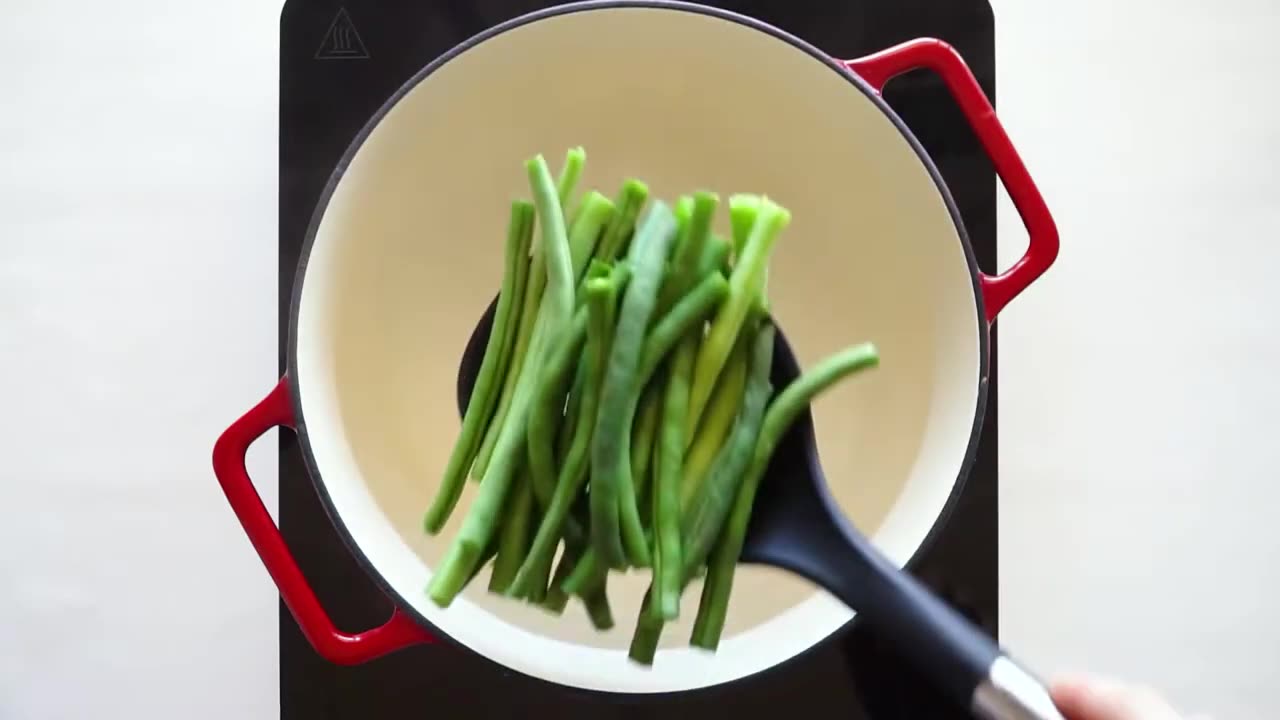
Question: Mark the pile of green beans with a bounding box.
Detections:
[423,147,879,664]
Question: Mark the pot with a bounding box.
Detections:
[213,0,1057,696]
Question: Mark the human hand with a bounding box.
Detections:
[1051,674,1187,720]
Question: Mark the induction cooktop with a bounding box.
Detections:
[277,1,998,717]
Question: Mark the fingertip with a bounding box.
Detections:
[1050,672,1103,718]
[1048,673,1182,720]
[1051,671,1115,697]
[1050,672,1135,720]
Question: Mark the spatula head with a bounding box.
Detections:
[455,295,499,416]
[454,305,1024,715]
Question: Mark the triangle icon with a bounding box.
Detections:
[315,8,369,60]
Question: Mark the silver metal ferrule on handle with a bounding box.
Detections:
[971,656,1067,720]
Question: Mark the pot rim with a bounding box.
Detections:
[284,0,991,699]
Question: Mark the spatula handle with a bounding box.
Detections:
[822,522,1063,719]
[753,476,1063,719]
[973,656,1068,720]
[843,536,1065,720]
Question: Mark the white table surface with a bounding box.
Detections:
[3,0,1278,718]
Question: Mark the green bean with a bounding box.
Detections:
[537,260,628,512]
[590,202,677,569]
[557,147,586,209]
[657,191,718,315]
[486,205,536,417]
[690,341,880,648]
[597,262,630,369]
[557,262,630,465]
[618,467,652,569]
[594,180,649,265]
[426,159,878,662]
[671,195,695,258]
[654,334,695,620]
[560,547,603,597]
[488,476,534,594]
[508,154,578,550]
[527,154,575,346]
[557,364,588,462]
[628,589,663,664]
[524,553,550,603]
[688,542,725,647]
[525,307,588,522]
[500,249,534,406]
[510,275,618,597]
[472,264,543,480]
[424,200,534,533]
[630,329,765,663]
[550,264,645,596]
[728,194,761,260]
[426,158,578,607]
[540,545,577,615]
[631,382,663,526]
[642,196,721,583]
[717,242,733,276]
[568,245,607,315]
[729,195,770,308]
[686,199,789,439]
[556,266,611,470]
[619,448,652,569]
[700,235,731,282]
[681,331,750,502]
[517,476,586,599]
[582,581,615,630]
[680,323,773,578]
[663,195,695,279]
[616,267,729,552]
[429,323,545,605]
[561,375,663,594]
[568,191,615,283]
[472,154,584,479]
[674,194,695,222]
[465,533,500,587]
[517,548,554,603]
[637,271,729,386]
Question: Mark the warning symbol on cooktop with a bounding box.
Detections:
[315,8,369,60]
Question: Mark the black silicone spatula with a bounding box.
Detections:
[457,309,1064,720]
[736,329,1065,720]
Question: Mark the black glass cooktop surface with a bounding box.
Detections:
[278,1,997,717]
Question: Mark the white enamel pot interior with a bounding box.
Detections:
[290,1,997,696]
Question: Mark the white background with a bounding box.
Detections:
[2,0,1278,718]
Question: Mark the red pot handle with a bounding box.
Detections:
[845,39,1059,323]
[211,377,435,664]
